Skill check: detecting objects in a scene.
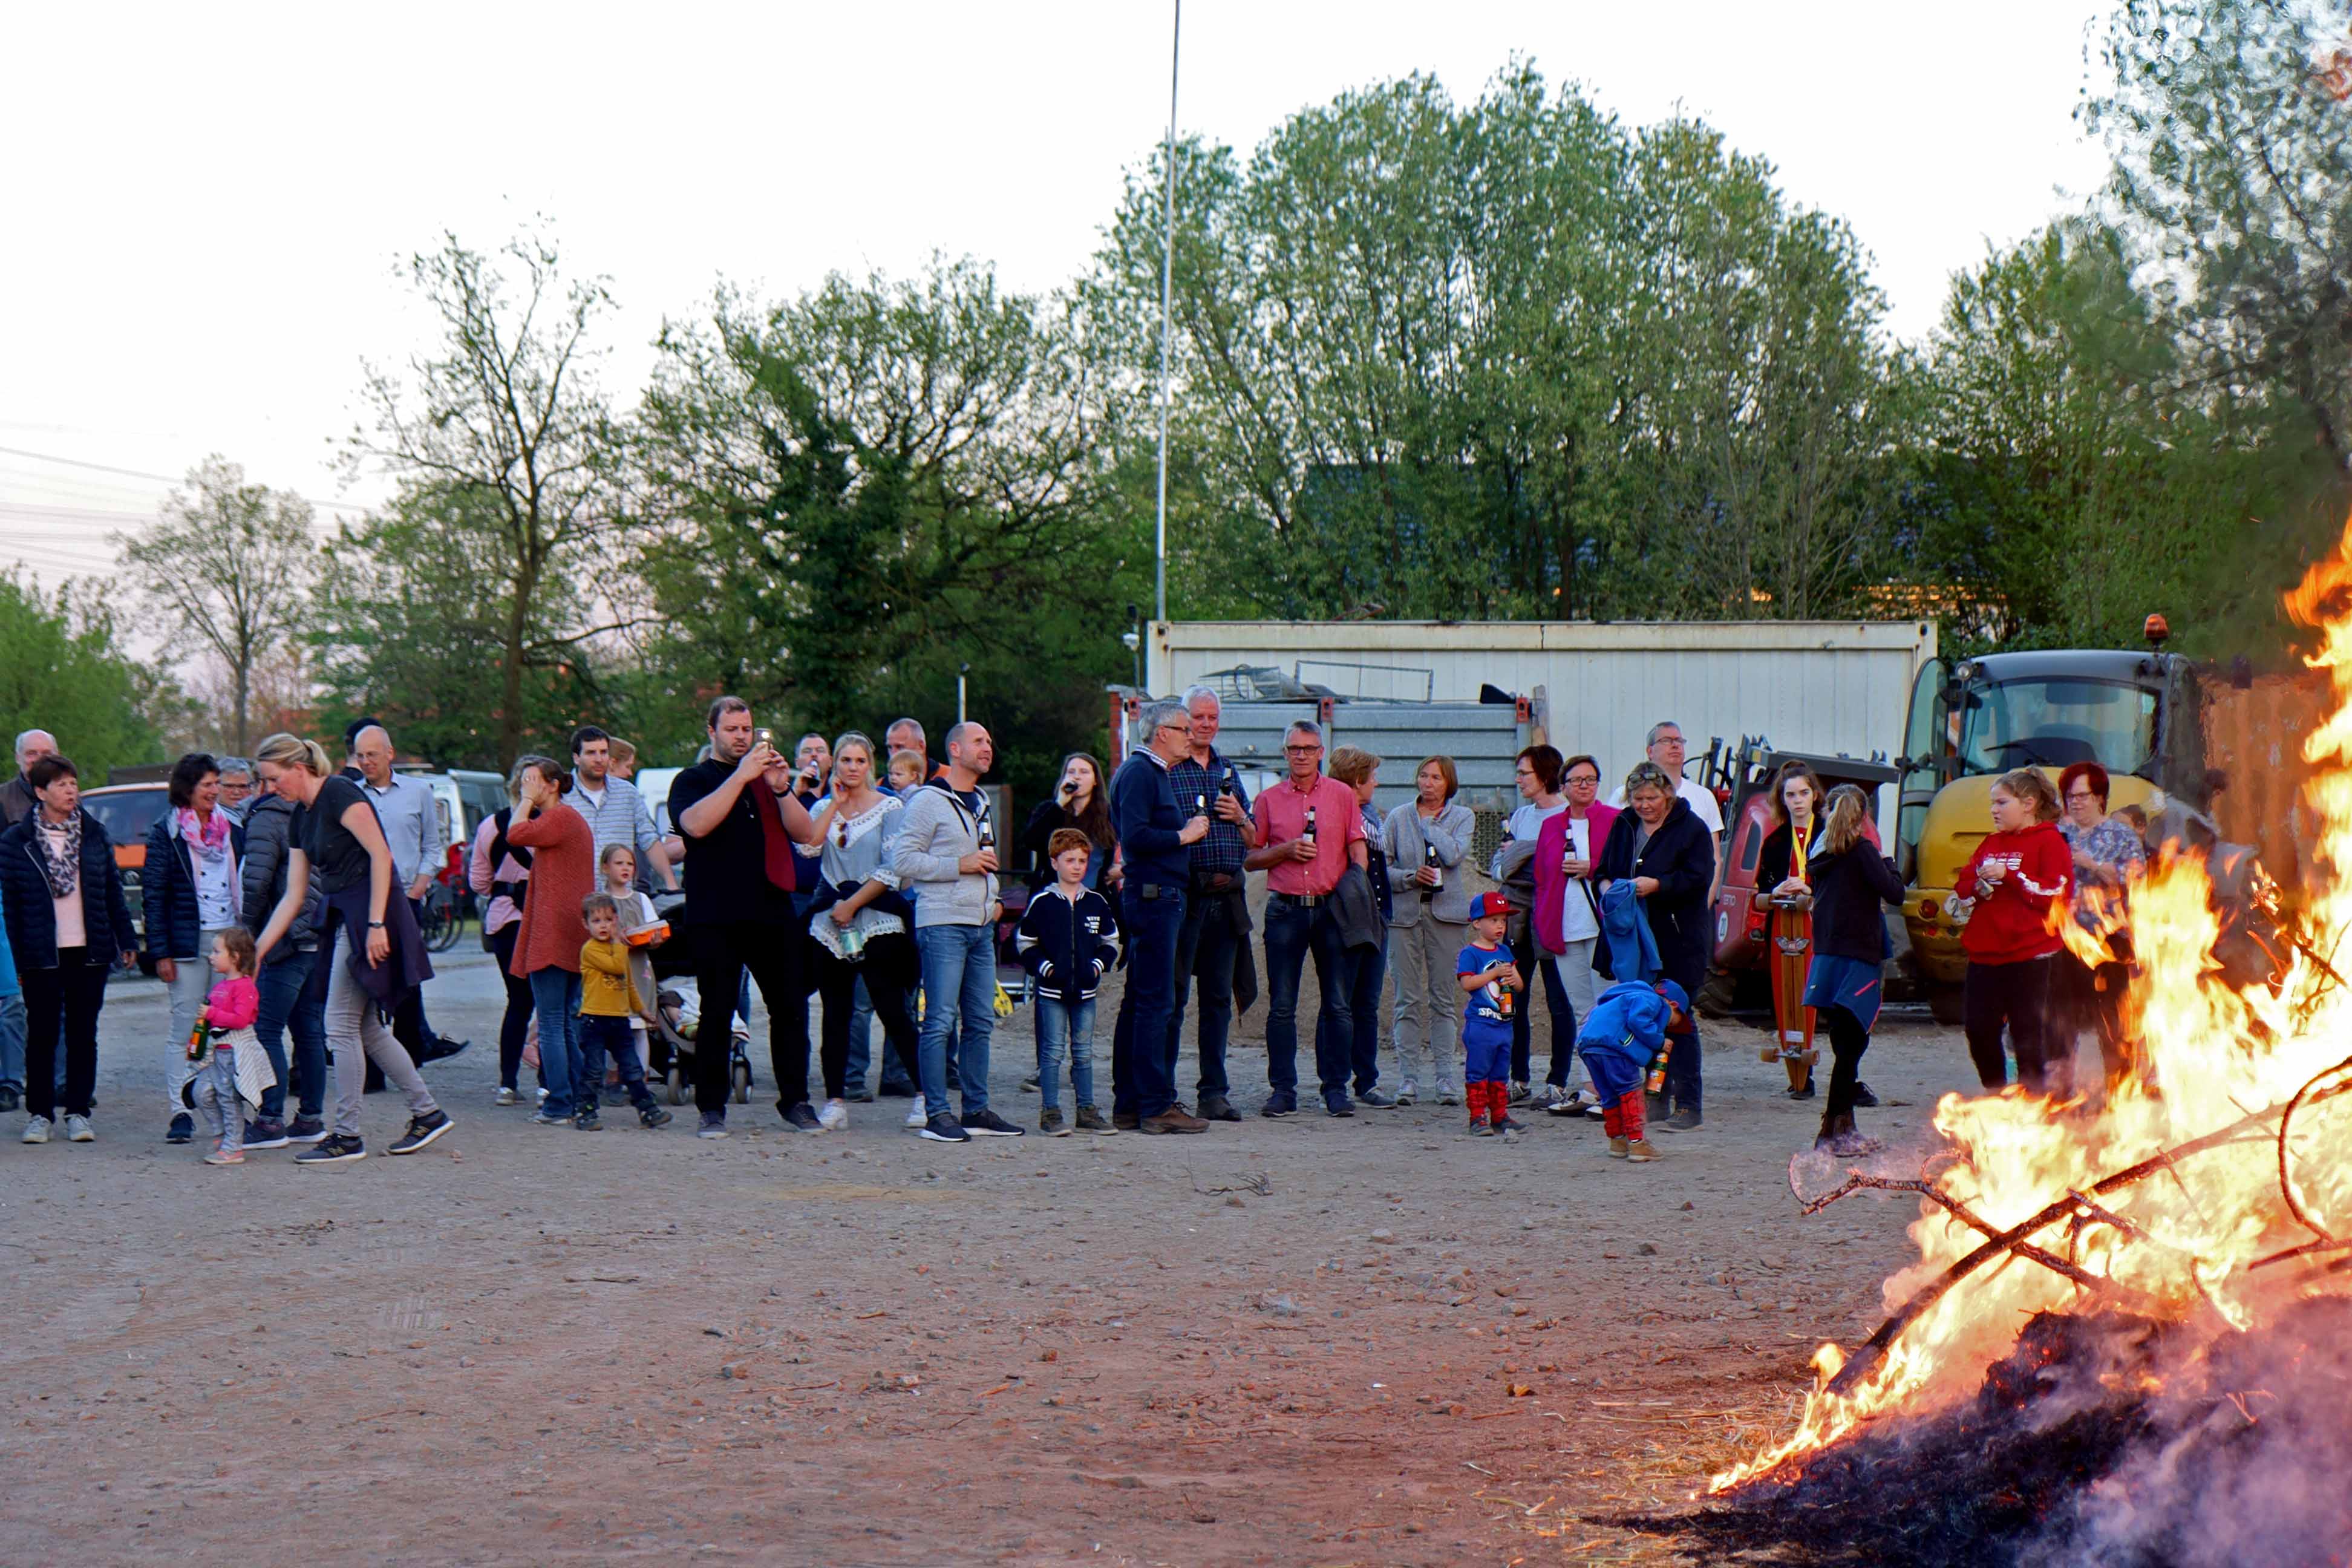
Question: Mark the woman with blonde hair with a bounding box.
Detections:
[1798,785,1907,1154]
[1381,754,1474,1106]
[249,733,451,1163]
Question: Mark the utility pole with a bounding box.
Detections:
[1152,0,1180,629]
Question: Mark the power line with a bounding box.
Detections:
[0,443,373,514]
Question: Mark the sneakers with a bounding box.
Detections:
[21,1116,50,1145]
[962,1107,1025,1138]
[244,1117,290,1150]
[287,1116,328,1143]
[1607,1135,1630,1158]
[1437,1089,1462,1108]
[1786,1079,1817,1100]
[64,1115,93,1143]
[1508,1082,1532,1105]
[1662,1108,1704,1132]
[531,1109,569,1126]
[204,1146,245,1166]
[638,1102,674,1129]
[1197,1093,1241,1123]
[697,1112,729,1138]
[296,1134,366,1165]
[1491,1113,1526,1135]
[573,1107,603,1131]
[782,1102,823,1132]
[904,1103,930,1129]
[1356,1088,1397,1109]
[1259,1091,1298,1119]
[1551,1088,1596,1117]
[1040,1107,1069,1137]
[816,1099,849,1132]
[1141,1108,1209,1134]
[389,1111,454,1154]
[1625,1137,1660,1161]
[1018,1076,1040,1094]
[918,1112,971,1143]
[1394,1079,1418,1107]
[1529,1085,1566,1112]
[1324,1093,1354,1118]
[0,1083,18,1112]
[166,1112,194,1145]
[494,1086,520,1106]
[1074,1104,1117,1135]
[1851,1082,1881,1108]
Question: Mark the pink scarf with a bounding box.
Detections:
[176,807,234,869]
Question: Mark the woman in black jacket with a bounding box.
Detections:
[1019,753,1118,891]
[240,778,328,1143]
[0,755,135,1143]
[1752,760,1824,1100]
[1801,786,1907,1155]
[1595,761,1716,1130]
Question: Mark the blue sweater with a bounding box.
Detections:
[1576,980,1674,1063]
[1109,751,1189,891]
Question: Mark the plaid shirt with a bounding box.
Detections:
[1168,748,1251,880]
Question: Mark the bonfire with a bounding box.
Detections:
[1678,518,2352,1568]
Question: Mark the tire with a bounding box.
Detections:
[1927,985,1965,1027]
[731,1060,751,1105]
[1694,967,1741,1020]
[665,1066,684,1106]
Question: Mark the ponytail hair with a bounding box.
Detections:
[253,731,330,779]
[1823,785,1872,855]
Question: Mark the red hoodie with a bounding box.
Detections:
[1955,821,2071,965]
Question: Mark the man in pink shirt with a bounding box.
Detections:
[1244,720,1368,1119]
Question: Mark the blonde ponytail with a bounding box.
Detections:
[254,731,330,778]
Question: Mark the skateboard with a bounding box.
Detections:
[1765,897,1818,1065]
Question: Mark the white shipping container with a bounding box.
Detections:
[1149,619,1938,783]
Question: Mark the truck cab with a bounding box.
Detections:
[1897,648,2205,1002]
[1707,740,1898,978]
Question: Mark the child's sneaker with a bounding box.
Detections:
[638,1103,674,1129]
[1607,1135,1630,1158]
[1625,1138,1659,1162]
[1074,1104,1117,1135]
[204,1146,244,1166]
[1040,1106,1069,1136]
[573,1107,602,1131]
[1491,1112,1526,1135]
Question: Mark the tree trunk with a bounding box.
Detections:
[499,560,535,772]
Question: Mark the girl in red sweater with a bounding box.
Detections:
[1952,768,2072,1093]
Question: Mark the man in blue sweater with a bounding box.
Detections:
[1107,700,1211,1133]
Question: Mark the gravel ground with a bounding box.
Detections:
[0,939,1994,1566]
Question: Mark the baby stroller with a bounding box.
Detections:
[638,891,755,1106]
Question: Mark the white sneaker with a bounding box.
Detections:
[1396,1079,1419,1106]
[904,1103,928,1129]
[817,1099,849,1132]
[495,1087,518,1106]
[64,1115,94,1143]
[22,1116,51,1144]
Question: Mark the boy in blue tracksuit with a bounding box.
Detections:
[1015,829,1122,1136]
[1576,979,1688,1163]
[1457,891,1525,1135]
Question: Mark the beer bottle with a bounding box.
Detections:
[977,806,996,852]
[1423,838,1442,891]
[186,1016,212,1064]
[1645,1045,1669,1094]
[1301,805,1318,853]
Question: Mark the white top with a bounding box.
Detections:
[41,820,85,949]
[192,834,238,928]
[1607,775,1723,834]
[1560,815,1599,943]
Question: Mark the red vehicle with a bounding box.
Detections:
[1702,740,1898,1011]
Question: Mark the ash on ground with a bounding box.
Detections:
[1625,1294,2352,1567]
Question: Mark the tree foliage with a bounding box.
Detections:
[115,456,317,753]
[0,571,166,780]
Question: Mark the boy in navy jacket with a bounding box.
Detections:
[1016,829,1122,1135]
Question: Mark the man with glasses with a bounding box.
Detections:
[1165,687,1257,1122]
[1245,720,1369,1117]
[1609,722,1724,836]
[1106,702,1212,1133]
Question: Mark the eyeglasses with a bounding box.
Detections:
[1566,775,1599,786]
[2065,792,2099,804]
[1285,744,1321,754]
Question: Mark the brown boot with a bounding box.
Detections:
[1141,1107,1209,1134]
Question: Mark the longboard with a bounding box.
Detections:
[1768,901,1818,1064]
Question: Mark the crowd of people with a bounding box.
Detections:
[0,694,2144,1165]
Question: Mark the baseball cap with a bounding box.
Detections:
[1471,890,1511,919]
[1653,979,1690,1012]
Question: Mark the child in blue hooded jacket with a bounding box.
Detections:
[1575,978,1688,1161]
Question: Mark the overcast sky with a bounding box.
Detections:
[2,0,2114,592]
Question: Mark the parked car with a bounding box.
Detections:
[80,782,172,972]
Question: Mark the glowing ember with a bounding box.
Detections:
[1711,511,2352,1496]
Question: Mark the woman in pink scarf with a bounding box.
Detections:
[143,753,245,1145]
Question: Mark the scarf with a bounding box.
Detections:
[751,785,798,893]
[177,807,234,869]
[34,811,80,898]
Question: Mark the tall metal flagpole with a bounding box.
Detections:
[1152,0,1180,641]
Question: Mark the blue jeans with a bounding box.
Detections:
[1315,930,1385,1095]
[0,989,24,1092]
[1666,1020,1704,1113]
[1261,895,1351,1099]
[915,923,996,1119]
[578,1013,654,1109]
[1169,890,1241,1099]
[528,967,584,1119]
[1116,886,1185,1118]
[1033,995,1097,1116]
[254,949,326,1120]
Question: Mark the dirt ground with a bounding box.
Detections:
[0,941,1994,1566]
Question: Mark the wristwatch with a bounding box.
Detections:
[368,920,386,928]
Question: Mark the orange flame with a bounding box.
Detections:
[1712,512,2352,1494]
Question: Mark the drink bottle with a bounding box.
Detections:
[1645,1046,1669,1094]
[186,1017,212,1063]
[1424,838,1442,890]
[1301,805,1318,853]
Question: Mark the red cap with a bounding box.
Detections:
[1472,890,1511,919]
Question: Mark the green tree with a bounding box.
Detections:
[633,259,1140,794]
[342,232,630,769]
[0,570,166,779]
[114,455,317,753]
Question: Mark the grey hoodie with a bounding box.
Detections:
[892,777,1000,929]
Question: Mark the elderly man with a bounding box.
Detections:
[893,720,1022,1142]
[214,757,255,823]
[1165,686,1256,1122]
[2,729,57,826]
[569,725,677,895]
[1608,721,1725,835]
[1246,719,1370,1118]
[352,724,467,1068]
[1106,700,1214,1134]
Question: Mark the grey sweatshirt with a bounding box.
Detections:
[891,777,1000,928]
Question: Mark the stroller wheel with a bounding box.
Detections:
[665,1065,684,1106]
[732,1059,751,1105]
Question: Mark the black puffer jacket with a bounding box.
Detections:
[1593,798,1716,993]
[240,791,322,959]
[0,811,136,970]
